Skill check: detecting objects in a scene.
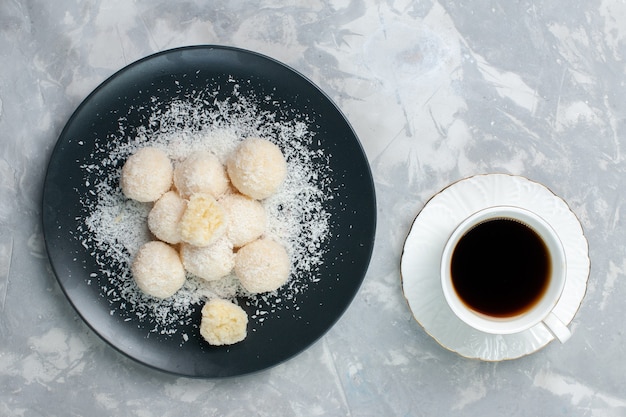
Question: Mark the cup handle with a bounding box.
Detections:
[542,312,572,343]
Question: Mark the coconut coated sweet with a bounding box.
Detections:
[147,191,186,244]
[234,238,290,294]
[131,241,186,299]
[226,138,287,200]
[180,238,235,282]
[219,192,267,247]
[200,298,248,345]
[179,193,227,247]
[120,147,173,202]
[173,151,229,199]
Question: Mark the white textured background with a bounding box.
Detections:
[1,1,625,416]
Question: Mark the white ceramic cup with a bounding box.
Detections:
[440,206,571,343]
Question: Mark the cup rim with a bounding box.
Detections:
[440,205,567,335]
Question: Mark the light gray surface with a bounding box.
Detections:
[1,0,625,416]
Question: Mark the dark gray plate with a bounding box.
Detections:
[42,45,376,378]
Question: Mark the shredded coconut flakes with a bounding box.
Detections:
[76,84,332,340]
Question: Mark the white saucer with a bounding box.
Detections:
[401,174,590,361]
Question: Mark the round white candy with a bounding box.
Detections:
[147,191,186,244]
[121,147,173,202]
[226,138,287,200]
[131,241,186,299]
[219,193,266,247]
[234,238,290,294]
[173,151,228,199]
[200,298,248,346]
[179,193,227,247]
[180,238,235,282]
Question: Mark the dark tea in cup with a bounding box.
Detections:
[450,218,551,318]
